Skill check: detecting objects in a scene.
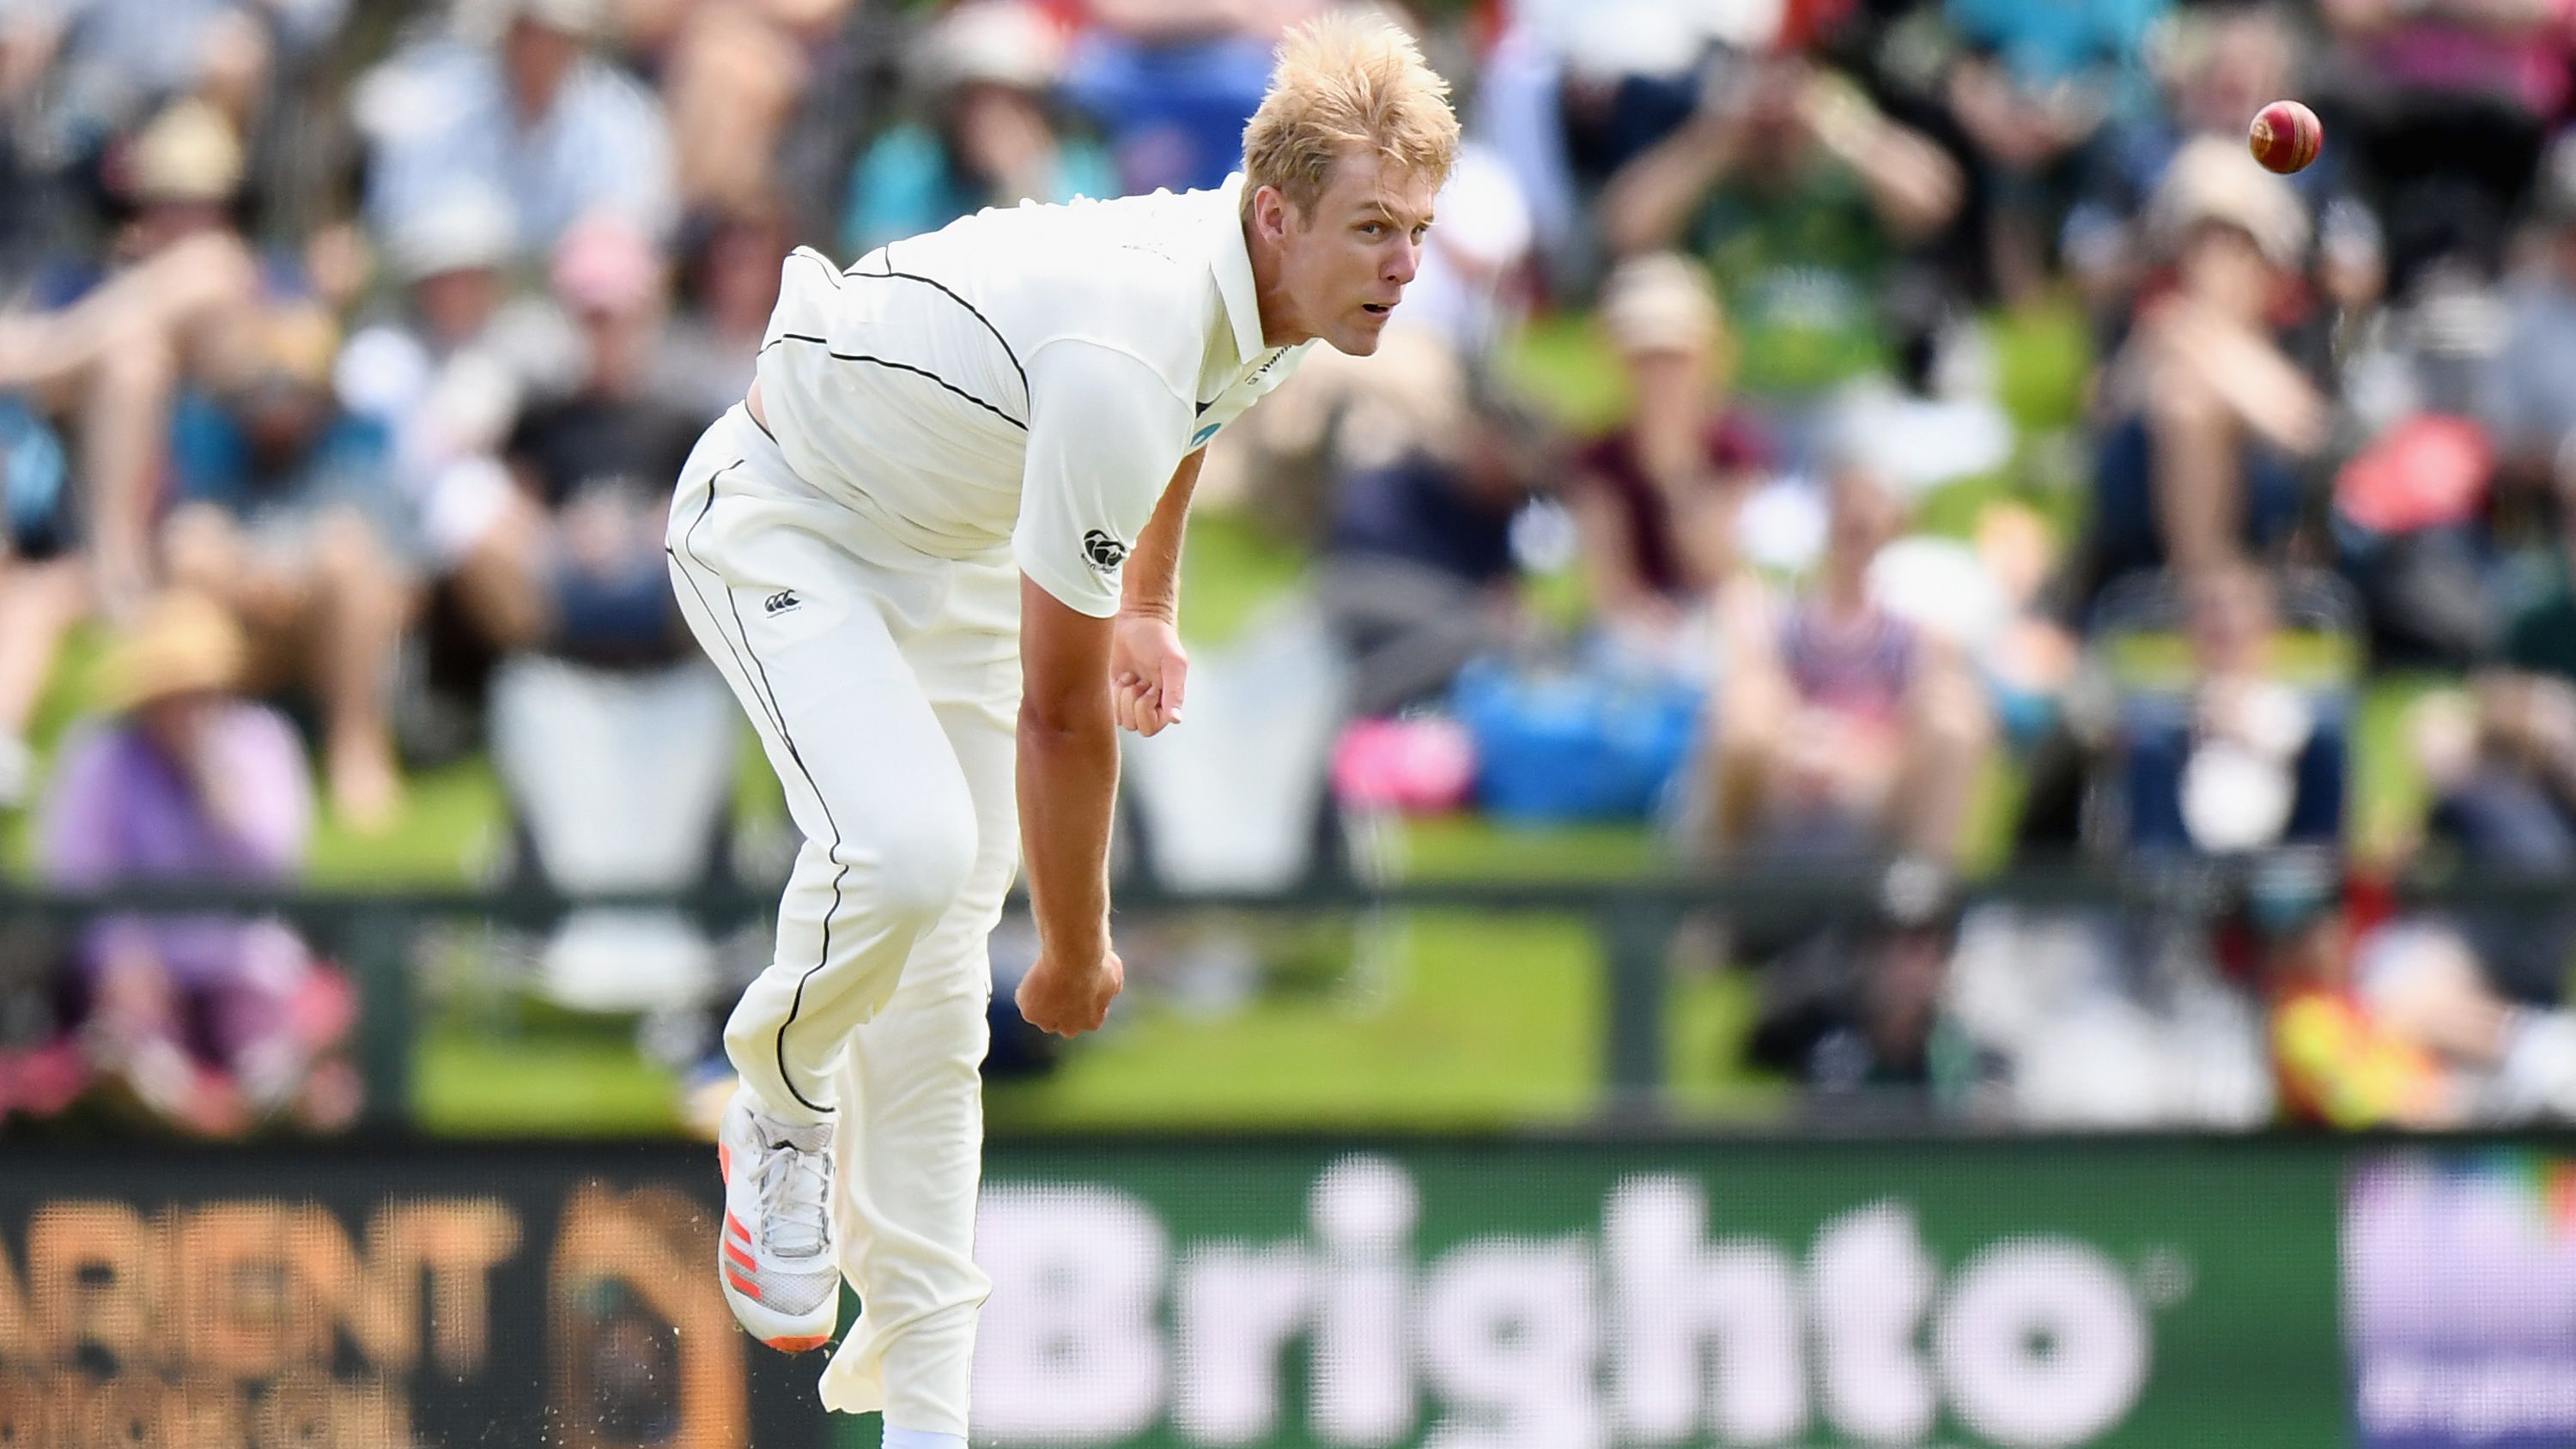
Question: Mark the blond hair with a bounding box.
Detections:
[1240,12,1461,215]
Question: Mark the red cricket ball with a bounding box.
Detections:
[2249,100,2323,175]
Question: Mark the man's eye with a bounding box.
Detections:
[1359,222,1385,237]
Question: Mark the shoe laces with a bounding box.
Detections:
[756,1125,832,1259]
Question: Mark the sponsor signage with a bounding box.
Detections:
[9,1135,2549,1449]
[2347,1149,2576,1449]
[941,1140,2346,1449]
[0,1144,826,1448]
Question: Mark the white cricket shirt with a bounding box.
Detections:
[753,173,1315,617]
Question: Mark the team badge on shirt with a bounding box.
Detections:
[1083,530,1129,575]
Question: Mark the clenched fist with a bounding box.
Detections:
[1015,949,1126,1037]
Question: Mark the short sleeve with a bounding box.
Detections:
[1012,338,1192,618]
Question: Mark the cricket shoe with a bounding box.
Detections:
[717,1090,840,1352]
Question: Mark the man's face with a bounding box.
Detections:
[1826,467,1901,565]
[503,18,580,118]
[2179,221,2274,322]
[1623,343,1712,416]
[416,266,502,348]
[1265,151,1437,356]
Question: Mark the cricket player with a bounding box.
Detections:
[664,16,1458,1447]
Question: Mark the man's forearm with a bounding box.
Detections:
[1017,703,1120,959]
[1600,113,1740,257]
[1122,452,1201,621]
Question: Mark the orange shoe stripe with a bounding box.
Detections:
[726,1211,751,1243]
[724,1268,762,1300]
[764,1334,829,1354]
[724,1240,758,1273]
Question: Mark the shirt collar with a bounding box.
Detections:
[1207,173,1269,365]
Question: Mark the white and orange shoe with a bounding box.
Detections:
[716,1089,840,1353]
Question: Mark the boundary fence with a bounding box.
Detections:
[6,857,2563,1130]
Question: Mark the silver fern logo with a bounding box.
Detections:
[1082,530,1128,574]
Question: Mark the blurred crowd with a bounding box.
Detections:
[10,0,2576,1133]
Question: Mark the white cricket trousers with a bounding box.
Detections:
[665,404,1017,1437]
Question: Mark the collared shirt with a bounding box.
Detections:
[353,39,677,258]
[755,173,1315,617]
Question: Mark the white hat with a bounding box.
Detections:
[503,0,605,36]
[919,1,1062,93]
[1599,252,1724,355]
[452,0,603,40]
[2150,136,2310,268]
[386,185,519,281]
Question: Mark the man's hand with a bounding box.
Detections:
[1015,949,1126,1036]
[1109,612,1188,736]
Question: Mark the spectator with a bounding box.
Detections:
[0,99,266,808]
[1938,0,2157,307]
[39,591,356,1136]
[448,215,701,663]
[159,302,419,833]
[1319,387,1543,717]
[2070,138,2323,604]
[2483,136,2576,494]
[2063,6,2309,329]
[2322,0,2573,293]
[472,215,735,1012]
[1478,0,1771,288]
[1748,879,1967,1106]
[333,184,570,540]
[1600,54,1964,400]
[657,200,789,423]
[2410,682,2576,1002]
[6,0,342,155]
[2122,565,2345,854]
[1568,253,1765,674]
[842,0,1115,255]
[352,0,677,264]
[1700,453,1993,864]
[2272,890,2576,1127]
[610,0,860,217]
[0,99,264,621]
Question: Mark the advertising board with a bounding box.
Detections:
[943,1139,2346,1449]
[0,1143,827,1447]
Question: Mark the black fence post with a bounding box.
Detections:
[1599,895,1677,1121]
[350,906,414,1131]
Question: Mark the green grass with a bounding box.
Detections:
[308,756,507,884]
[1501,311,1631,433]
[987,911,1610,1129]
[1181,506,1313,647]
[1990,293,2094,435]
[1396,815,1664,878]
[2354,672,2452,864]
[1664,965,1785,1119]
[416,1019,681,1136]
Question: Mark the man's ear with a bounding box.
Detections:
[1251,185,1294,243]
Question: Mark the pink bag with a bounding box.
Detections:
[1330,717,1477,815]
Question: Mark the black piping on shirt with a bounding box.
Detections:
[759,332,1029,431]
[847,243,1029,398]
